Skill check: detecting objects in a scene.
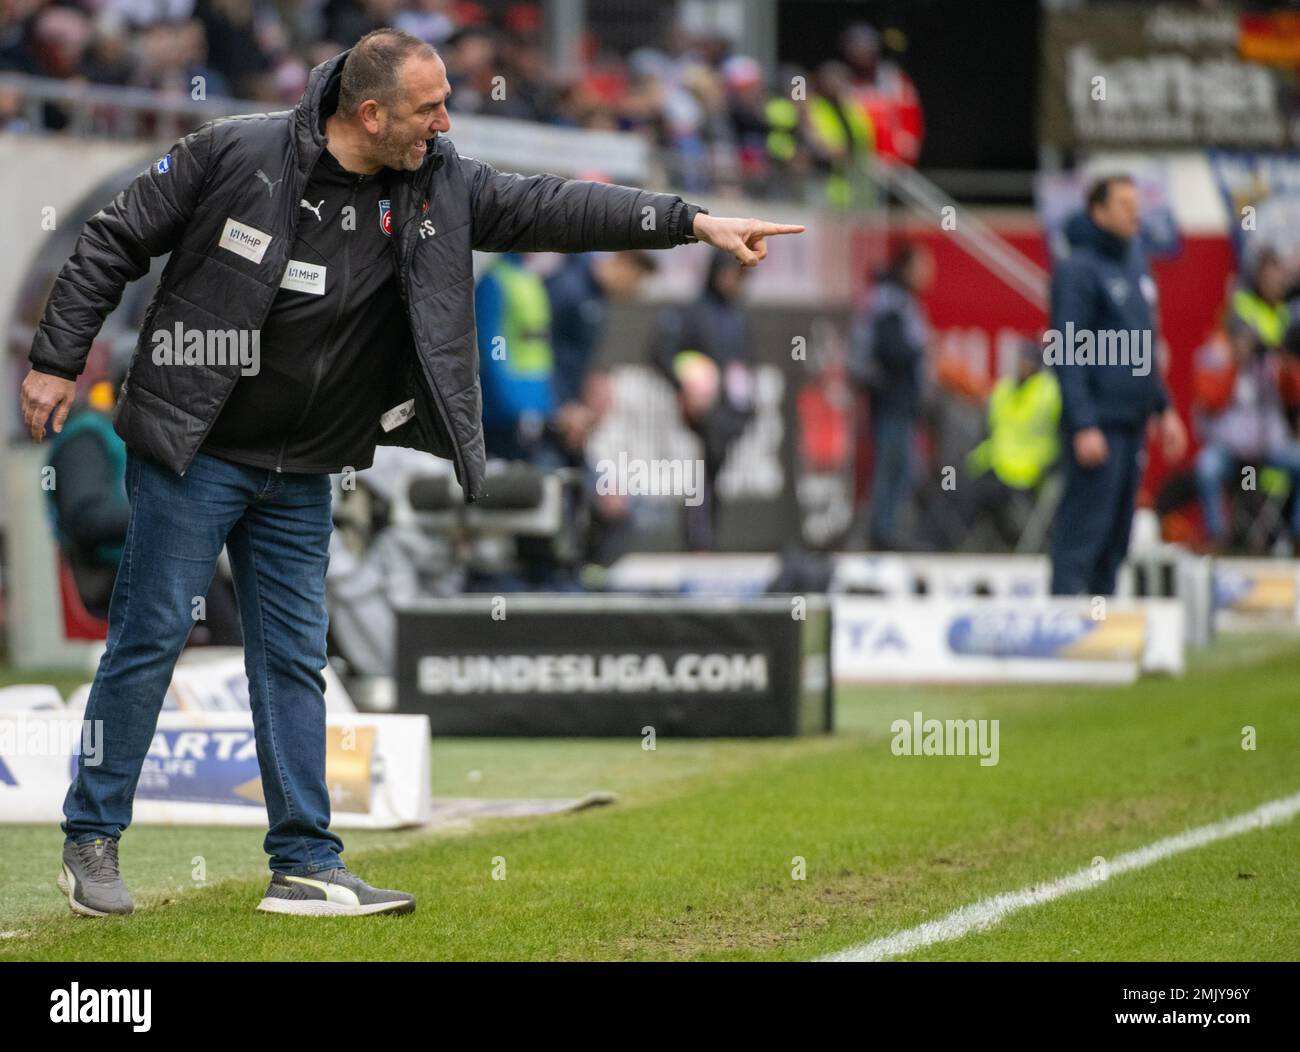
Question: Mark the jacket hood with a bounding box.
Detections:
[293,49,345,173]
[1064,209,1130,261]
[293,48,445,186]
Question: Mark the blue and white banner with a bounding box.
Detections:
[0,711,432,828]
[833,595,1185,684]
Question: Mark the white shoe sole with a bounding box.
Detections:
[255,896,415,917]
[57,865,128,918]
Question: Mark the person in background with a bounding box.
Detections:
[840,22,923,167]
[476,252,556,464]
[546,250,658,463]
[1193,246,1300,552]
[721,54,785,199]
[849,241,934,550]
[652,249,756,550]
[545,250,658,566]
[45,353,242,642]
[1049,174,1187,595]
[45,371,131,622]
[960,339,1062,549]
[806,59,874,210]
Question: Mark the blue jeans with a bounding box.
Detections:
[61,449,343,875]
[1195,442,1300,541]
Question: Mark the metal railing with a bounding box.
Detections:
[874,159,1049,311]
[0,72,253,141]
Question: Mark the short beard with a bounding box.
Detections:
[375,119,425,172]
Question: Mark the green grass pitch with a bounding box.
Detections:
[2,633,1297,961]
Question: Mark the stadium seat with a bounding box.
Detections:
[55,552,109,642]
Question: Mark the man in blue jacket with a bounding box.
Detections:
[1048,174,1186,595]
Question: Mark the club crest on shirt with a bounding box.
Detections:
[379,199,393,237]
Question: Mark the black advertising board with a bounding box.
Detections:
[394,596,833,737]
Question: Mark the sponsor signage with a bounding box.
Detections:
[0,711,431,828]
[833,596,1185,684]
[1212,557,1300,630]
[1040,6,1300,151]
[395,596,834,737]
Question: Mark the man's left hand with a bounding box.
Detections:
[692,214,806,266]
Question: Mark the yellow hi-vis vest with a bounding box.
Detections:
[808,94,875,209]
[765,96,799,162]
[494,260,553,378]
[1231,288,1289,349]
[966,371,1062,490]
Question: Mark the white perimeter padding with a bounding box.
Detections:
[833,595,1185,684]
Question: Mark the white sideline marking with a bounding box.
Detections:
[818,790,1300,962]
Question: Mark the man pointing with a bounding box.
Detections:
[22,28,803,918]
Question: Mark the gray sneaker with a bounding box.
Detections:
[58,837,134,917]
[256,865,415,916]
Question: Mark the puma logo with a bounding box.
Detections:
[300,198,324,222]
[254,169,283,197]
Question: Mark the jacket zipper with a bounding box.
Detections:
[393,192,469,495]
[272,171,361,473]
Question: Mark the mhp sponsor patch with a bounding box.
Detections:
[219,217,273,264]
[946,609,1145,661]
[279,259,327,295]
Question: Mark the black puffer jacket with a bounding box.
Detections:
[29,49,706,501]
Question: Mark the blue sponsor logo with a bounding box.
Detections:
[948,609,1092,659]
[0,755,15,786]
[155,153,172,174]
[1213,572,1253,611]
[134,728,263,808]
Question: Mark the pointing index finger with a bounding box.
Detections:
[754,222,806,235]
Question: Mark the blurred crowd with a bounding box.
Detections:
[845,206,1300,562]
[1180,243,1300,554]
[0,0,923,201]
